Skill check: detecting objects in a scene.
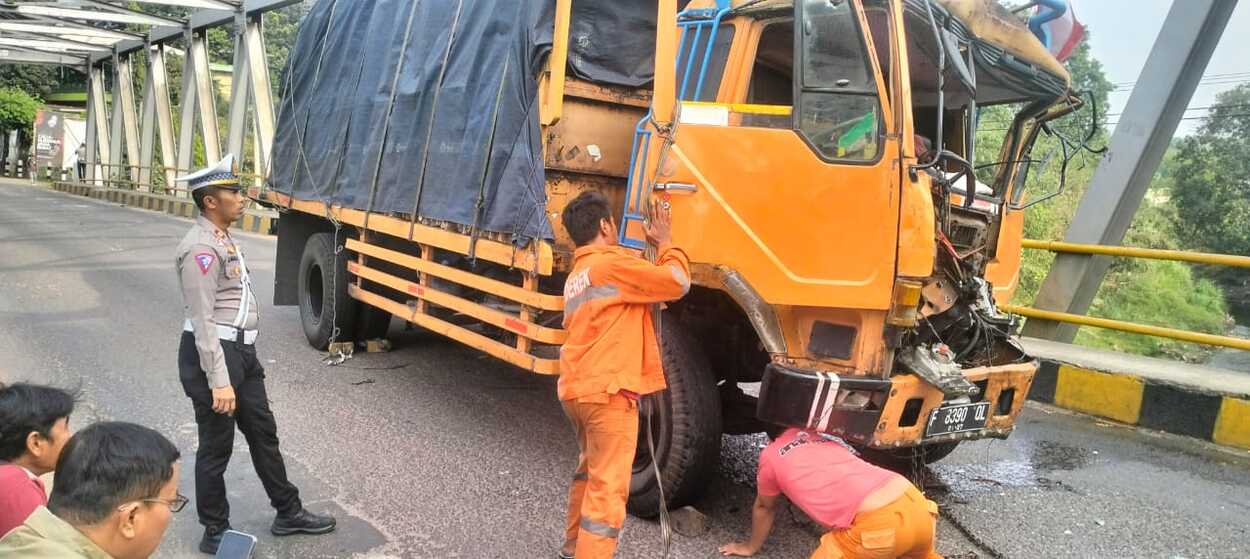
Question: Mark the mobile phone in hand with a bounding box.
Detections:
[215,530,258,559]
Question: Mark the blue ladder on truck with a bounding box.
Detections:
[618,1,733,249]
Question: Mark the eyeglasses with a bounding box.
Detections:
[138,492,189,513]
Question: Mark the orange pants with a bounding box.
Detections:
[810,486,943,559]
[562,392,638,559]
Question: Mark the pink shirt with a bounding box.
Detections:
[0,463,47,537]
[757,428,900,529]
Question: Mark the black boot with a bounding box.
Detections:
[270,508,336,536]
[199,525,230,554]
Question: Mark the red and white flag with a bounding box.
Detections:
[1034,0,1086,62]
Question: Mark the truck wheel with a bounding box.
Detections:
[298,232,356,350]
[628,316,722,518]
[860,441,961,471]
[354,301,392,342]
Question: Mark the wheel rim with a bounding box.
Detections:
[307,263,325,322]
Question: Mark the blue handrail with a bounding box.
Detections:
[680,6,732,101]
[619,4,732,249]
[619,112,653,249]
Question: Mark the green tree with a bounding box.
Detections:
[1170,84,1250,321]
[264,4,309,96]
[1171,85,1250,257]
[0,87,43,162]
[0,66,75,100]
[977,34,1229,359]
[0,87,41,134]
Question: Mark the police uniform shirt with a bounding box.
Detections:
[176,215,259,388]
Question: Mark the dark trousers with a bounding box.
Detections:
[76,162,86,180]
[178,332,301,530]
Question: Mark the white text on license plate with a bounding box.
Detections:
[925,402,989,437]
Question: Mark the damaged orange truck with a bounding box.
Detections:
[254,0,1080,514]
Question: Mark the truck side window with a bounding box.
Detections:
[675,24,736,102]
[742,20,794,128]
[797,0,884,162]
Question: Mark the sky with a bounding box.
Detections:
[1075,0,1250,136]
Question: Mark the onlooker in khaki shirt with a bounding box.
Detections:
[0,422,184,559]
[0,507,113,559]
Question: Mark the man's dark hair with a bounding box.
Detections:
[561,191,613,247]
[0,383,75,461]
[192,186,223,212]
[49,422,180,526]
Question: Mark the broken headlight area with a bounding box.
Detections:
[901,276,1029,396]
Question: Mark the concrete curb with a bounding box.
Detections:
[51,181,277,235]
[1024,338,1250,452]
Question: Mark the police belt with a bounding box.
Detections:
[184,319,258,345]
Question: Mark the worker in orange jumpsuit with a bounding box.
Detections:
[720,427,942,558]
[556,191,690,559]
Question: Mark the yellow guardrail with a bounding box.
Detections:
[1022,239,1250,269]
[1003,304,1250,351]
[1017,240,1250,350]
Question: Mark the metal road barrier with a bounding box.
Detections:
[55,161,268,213]
[1010,240,1250,350]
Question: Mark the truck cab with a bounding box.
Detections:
[588,0,1074,505]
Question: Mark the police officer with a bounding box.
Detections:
[175,154,335,554]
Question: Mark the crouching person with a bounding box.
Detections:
[0,422,184,559]
[720,427,942,558]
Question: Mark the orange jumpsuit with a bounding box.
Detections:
[560,242,690,559]
[809,485,943,559]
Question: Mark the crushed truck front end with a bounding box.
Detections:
[647,0,1073,458]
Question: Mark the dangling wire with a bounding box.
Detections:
[644,398,673,559]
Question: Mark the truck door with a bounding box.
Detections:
[635,0,902,309]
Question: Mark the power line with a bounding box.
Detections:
[1110,71,1250,89]
[1113,78,1250,92]
[976,111,1250,133]
[1111,70,1250,85]
[976,103,1250,128]
[1104,102,1250,119]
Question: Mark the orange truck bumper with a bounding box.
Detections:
[758,360,1038,449]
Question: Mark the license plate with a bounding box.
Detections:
[925,402,990,438]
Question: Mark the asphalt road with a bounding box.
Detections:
[2,179,1249,558]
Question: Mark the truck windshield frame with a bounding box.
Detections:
[793,0,886,165]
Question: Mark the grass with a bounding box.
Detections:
[1009,186,1231,361]
[1075,259,1230,361]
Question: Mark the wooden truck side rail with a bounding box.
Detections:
[256,189,565,375]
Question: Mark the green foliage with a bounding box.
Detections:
[1169,84,1250,322]
[1170,85,1250,257]
[264,5,309,96]
[976,35,1230,359]
[0,66,84,100]
[0,87,42,133]
[1074,260,1230,361]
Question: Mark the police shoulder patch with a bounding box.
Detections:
[194,252,216,274]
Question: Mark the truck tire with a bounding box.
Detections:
[354,301,392,342]
[860,441,961,471]
[298,232,356,350]
[628,317,722,518]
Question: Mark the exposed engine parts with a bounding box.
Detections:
[914,277,1028,371]
[897,343,980,398]
[894,165,1030,396]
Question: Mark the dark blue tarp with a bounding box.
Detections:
[268,0,672,245]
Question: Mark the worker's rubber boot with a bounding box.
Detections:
[271,508,337,536]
